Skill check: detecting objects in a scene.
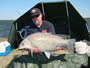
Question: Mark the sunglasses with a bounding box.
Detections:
[32,14,40,18]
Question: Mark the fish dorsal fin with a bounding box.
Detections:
[44,52,51,59]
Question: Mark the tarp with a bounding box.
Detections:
[8,1,90,48]
[6,54,89,68]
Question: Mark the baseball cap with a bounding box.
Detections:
[30,8,41,17]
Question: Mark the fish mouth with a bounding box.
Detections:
[18,48,30,51]
[18,47,29,51]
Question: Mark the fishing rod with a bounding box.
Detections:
[64,0,71,39]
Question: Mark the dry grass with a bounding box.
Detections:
[0,49,28,68]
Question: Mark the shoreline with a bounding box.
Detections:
[0,37,8,42]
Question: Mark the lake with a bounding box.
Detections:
[0,20,14,38]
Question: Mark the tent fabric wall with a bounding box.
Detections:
[8,24,16,48]
[68,2,89,40]
[8,1,90,48]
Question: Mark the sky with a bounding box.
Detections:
[0,0,90,20]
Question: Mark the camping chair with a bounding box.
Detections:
[16,21,34,40]
[17,28,27,40]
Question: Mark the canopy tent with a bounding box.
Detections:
[8,1,90,48]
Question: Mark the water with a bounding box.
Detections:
[0,20,14,38]
[86,19,90,31]
[0,19,90,38]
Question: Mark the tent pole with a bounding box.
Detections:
[64,0,71,39]
[41,0,46,20]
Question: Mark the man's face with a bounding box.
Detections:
[32,14,42,25]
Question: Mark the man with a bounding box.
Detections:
[24,8,56,36]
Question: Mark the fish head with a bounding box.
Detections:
[18,39,33,50]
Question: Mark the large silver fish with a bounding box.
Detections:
[19,32,75,58]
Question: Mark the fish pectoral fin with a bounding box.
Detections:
[44,52,51,59]
[31,49,33,57]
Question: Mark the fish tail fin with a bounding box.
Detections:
[68,39,76,53]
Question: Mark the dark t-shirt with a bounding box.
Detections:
[24,20,56,36]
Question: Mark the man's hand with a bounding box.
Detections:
[55,47,62,51]
[32,48,38,54]
[28,48,38,54]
